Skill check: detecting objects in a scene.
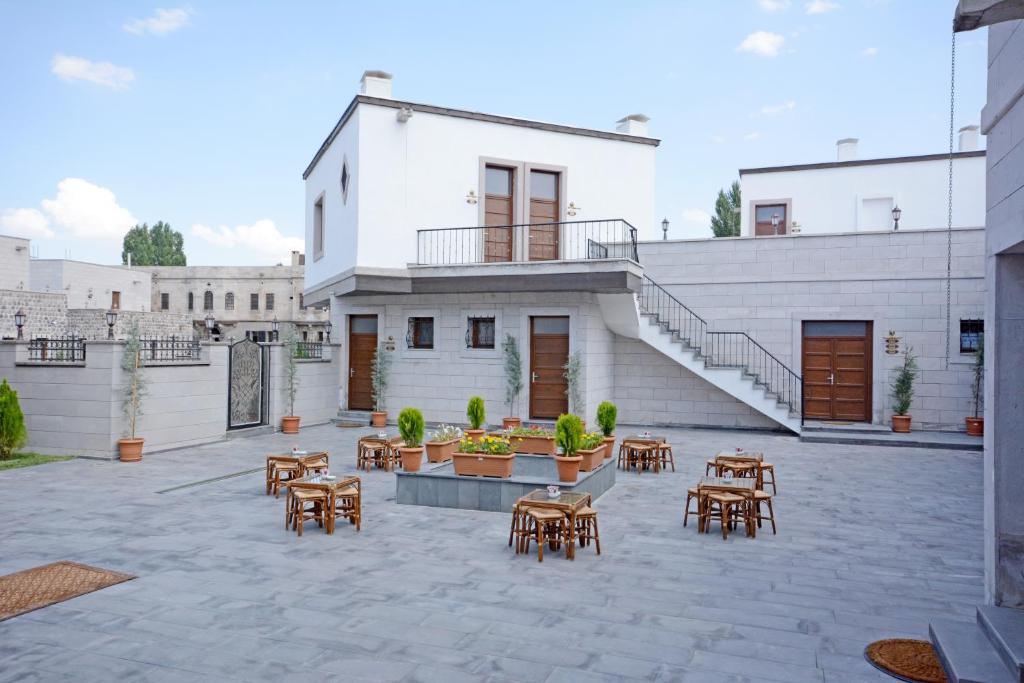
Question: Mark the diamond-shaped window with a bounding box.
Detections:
[340,159,350,204]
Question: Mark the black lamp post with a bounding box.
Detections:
[771,213,781,235]
[105,309,118,339]
[661,217,669,240]
[271,317,279,342]
[892,205,902,231]
[14,309,25,340]
[324,320,332,343]
[204,313,215,340]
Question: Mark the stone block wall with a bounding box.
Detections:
[0,290,68,339]
[66,309,193,340]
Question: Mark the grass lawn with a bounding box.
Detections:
[0,452,74,471]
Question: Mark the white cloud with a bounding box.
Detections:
[758,100,796,116]
[744,132,761,140]
[123,7,191,35]
[737,31,786,57]
[0,208,54,239]
[681,209,711,226]
[40,178,138,238]
[805,0,839,14]
[757,0,790,10]
[861,46,879,57]
[51,54,135,89]
[191,220,303,262]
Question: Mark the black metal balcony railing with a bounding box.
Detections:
[416,219,639,266]
[638,276,803,417]
[28,336,86,363]
[139,336,202,363]
[294,341,323,359]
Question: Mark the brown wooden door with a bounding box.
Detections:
[529,170,560,260]
[802,321,872,421]
[484,165,513,262]
[111,291,121,309]
[348,315,378,411]
[530,316,569,419]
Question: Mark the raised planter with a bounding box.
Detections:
[281,416,300,434]
[965,417,983,436]
[425,438,459,463]
[577,447,604,472]
[602,436,616,460]
[502,417,522,430]
[452,452,515,478]
[399,446,424,472]
[891,415,912,433]
[554,454,582,483]
[118,438,144,462]
[508,434,556,455]
[371,411,387,427]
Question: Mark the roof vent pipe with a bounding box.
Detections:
[360,70,393,98]
[836,138,859,161]
[616,114,650,137]
[958,124,980,152]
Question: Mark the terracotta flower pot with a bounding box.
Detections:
[891,415,912,433]
[425,438,459,463]
[399,446,424,472]
[509,434,556,455]
[554,455,583,483]
[371,411,387,427]
[965,417,984,437]
[602,436,615,459]
[281,416,300,434]
[464,428,486,442]
[118,437,144,462]
[452,452,515,478]
[502,417,522,430]
[577,447,603,472]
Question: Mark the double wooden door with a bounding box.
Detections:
[348,316,378,411]
[482,166,561,262]
[528,170,560,261]
[802,321,872,421]
[529,316,569,419]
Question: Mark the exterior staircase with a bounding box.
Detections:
[599,275,802,434]
[930,606,1024,683]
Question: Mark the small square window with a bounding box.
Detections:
[467,317,495,349]
[407,317,434,349]
[960,319,983,353]
[250,293,259,311]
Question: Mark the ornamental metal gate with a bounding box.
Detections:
[227,338,270,429]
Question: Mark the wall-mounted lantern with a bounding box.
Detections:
[465,190,478,205]
[892,205,902,231]
[105,309,118,339]
[383,335,396,352]
[324,320,333,343]
[662,217,670,240]
[884,330,901,355]
[567,201,581,217]
[14,309,26,340]
[271,317,279,342]
[204,313,216,340]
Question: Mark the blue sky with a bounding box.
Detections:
[0,1,988,265]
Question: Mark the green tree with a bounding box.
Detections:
[710,180,741,237]
[121,221,186,265]
[0,379,28,459]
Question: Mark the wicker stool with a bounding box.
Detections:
[759,463,777,494]
[304,457,329,476]
[705,459,718,476]
[703,491,750,540]
[574,506,601,555]
[683,487,700,527]
[657,444,676,472]
[752,489,776,534]
[334,486,361,532]
[288,489,328,536]
[272,461,300,498]
[522,509,566,562]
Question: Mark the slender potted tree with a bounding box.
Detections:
[890,347,918,433]
[281,327,301,434]
[966,333,984,436]
[596,400,617,459]
[466,396,486,441]
[397,407,425,472]
[554,413,584,483]
[563,351,583,425]
[119,322,146,461]
[370,344,390,427]
[0,379,28,460]
[502,334,523,430]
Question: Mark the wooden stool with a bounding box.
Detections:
[574,506,601,555]
[272,461,300,498]
[759,463,777,494]
[703,491,750,540]
[522,509,566,562]
[304,457,329,475]
[657,444,676,472]
[752,490,776,534]
[705,459,718,476]
[333,486,361,532]
[288,489,328,536]
[509,503,536,554]
[683,487,700,527]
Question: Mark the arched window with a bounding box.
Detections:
[187,292,194,311]
[203,290,213,311]
[224,292,235,310]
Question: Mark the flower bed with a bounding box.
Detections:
[452,435,515,478]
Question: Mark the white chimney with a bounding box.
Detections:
[360,70,393,99]
[616,114,650,137]
[958,124,980,152]
[836,138,859,162]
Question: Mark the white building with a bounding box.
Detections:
[739,132,985,236]
[30,258,152,311]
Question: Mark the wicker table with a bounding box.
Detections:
[697,476,756,537]
[518,489,592,560]
[288,474,361,534]
[265,452,329,495]
[357,434,403,471]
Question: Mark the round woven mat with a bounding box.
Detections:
[864,639,947,683]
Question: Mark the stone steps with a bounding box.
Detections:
[930,606,1024,683]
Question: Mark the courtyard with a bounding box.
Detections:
[0,423,983,683]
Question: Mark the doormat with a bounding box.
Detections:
[0,561,135,622]
[864,639,947,683]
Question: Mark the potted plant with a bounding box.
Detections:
[596,401,617,459]
[397,407,425,472]
[890,347,918,433]
[0,378,28,460]
[370,343,390,427]
[577,431,605,472]
[452,434,515,478]
[966,333,984,436]
[563,351,584,427]
[119,322,146,461]
[281,327,301,434]
[501,334,523,430]
[505,425,557,455]
[554,413,584,483]
[466,396,486,441]
[425,424,462,463]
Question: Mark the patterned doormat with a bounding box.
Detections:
[865,639,947,683]
[0,561,135,622]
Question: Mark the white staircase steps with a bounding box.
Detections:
[930,606,1024,683]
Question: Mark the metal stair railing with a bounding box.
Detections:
[638,275,802,418]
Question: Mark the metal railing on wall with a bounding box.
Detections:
[27,336,86,363]
[138,336,202,363]
[294,341,323,359]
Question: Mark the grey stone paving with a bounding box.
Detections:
[0,424,983,682]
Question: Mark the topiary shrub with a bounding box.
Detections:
[891,347,918,416]
[466,396,486,430]
[555,413,583,457]
[0,378,27,459]
[397,407,425,448]
[596,401,617,437]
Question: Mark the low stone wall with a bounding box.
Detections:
[0,290,67,340]
[66,309,193,340]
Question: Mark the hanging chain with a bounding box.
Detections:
[945,30,956,370]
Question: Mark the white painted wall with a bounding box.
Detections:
[0,235,30,291]
[30,260,152,311]
[739,154,986,235]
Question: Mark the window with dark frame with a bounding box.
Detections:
[407,317,434,349]
[467,317,496,349]
[160,292,169,310]
[754,203,787,236]
[960,319,983,353]
[265,293,275,310]
[203,290,213,311]
[250,293,259,311]
[225,292,235,310]
[187,292,194,311]
[313,197,324,258]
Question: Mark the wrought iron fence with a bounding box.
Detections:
[294,341,323,359]
[638,276,803,416]
[416,218,639,266]
[138,336,202,363]
[27,336,86,363]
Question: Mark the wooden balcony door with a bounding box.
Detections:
[529,170,560,260]
[529,316,569,419]
[348,315,378,411]
[484,165,514,262]
[802,321,872,422]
